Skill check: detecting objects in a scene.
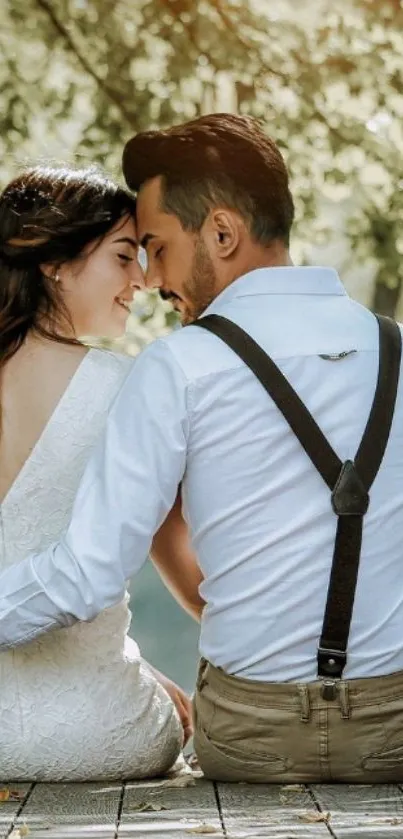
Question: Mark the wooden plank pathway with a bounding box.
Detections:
[2,778,403,838]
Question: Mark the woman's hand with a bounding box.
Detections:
[149,664,193,745]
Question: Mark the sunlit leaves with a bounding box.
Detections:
[0,0,402,316]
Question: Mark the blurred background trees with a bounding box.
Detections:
[1,0,402,329]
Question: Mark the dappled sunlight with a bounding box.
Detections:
[0,0,402,320]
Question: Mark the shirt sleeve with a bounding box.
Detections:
[0,339,190,648]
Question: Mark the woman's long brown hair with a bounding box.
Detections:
[0,166,136,366]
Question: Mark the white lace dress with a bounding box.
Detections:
[0,348,182,781]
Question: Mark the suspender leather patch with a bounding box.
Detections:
[331,460,369,517]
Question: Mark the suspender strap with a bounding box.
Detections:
[355,315,402,487]
[196,313,401,680]
[198,315,343,490]
[319,314,401,677]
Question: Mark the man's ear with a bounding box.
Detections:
[206,209,242,258]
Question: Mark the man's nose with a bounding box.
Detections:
[145,267,163,290]
[130,261,146,291]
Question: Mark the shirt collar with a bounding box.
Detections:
[201,266,347,317]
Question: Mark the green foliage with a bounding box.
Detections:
[0,0,402,322]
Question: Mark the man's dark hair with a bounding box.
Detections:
[122,113,294,247]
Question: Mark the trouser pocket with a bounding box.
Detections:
[194,675,292,782]
[361,698,403,779]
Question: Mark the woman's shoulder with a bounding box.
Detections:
[88,346,135,377]
[89,346,134,370]
[79,347,135,406]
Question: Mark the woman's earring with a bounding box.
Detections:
[53,272,61,283]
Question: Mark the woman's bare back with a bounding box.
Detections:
[0,337,88,504]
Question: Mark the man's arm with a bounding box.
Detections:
[144,661,193,744]
[0,340,190,648]
[151,491,205,622]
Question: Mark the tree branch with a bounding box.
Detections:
[209,0,290,82]
[35,0,137,129]
[158,0,213,63]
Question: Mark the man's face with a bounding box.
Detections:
[136,177,218,324]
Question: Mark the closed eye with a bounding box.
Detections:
[118,253,134,263]
[155,246,164,259]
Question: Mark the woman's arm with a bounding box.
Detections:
[151,491,205,622]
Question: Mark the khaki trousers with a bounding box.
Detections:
[193,659,403,783]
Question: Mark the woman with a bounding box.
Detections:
[0,165,190,781]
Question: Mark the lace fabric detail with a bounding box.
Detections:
[0,349,182,781]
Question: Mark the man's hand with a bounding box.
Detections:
[149,664,193,745]
[151,492,206,622]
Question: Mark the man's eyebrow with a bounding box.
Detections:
[113,236,137,248]
[140,233,156,249]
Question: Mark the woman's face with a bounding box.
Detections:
[58,214,144,338]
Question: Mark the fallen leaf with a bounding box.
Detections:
[130,800,169,812]
[160,775,196,788]
[0,789,10,802]
[298,810,330,823]
[9,790,26,802]
[279,785,306,805]
[186,826,221,835]
[166,754,194,778]
[186,753,201,771]
[9,826,29,838]
[280,784,305,793]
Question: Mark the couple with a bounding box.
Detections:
[2,113,403,785]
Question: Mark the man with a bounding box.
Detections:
[1,113,403,783]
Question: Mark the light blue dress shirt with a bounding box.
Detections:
[1,266,403,681]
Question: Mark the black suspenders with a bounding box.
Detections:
[195,313,402,692]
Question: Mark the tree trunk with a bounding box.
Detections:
[371,277,402,317]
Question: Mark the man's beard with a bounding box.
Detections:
[181,237,218,325]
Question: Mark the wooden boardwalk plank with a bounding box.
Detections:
[310,784,403,839]
[118,778,223,837]
[4,778,403,838]
[13,782,122,838]
[0,784,32,839]
[217,783,332,838]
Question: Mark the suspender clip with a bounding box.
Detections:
[317,646,346,678]
[320,680,338,700]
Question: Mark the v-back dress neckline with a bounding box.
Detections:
[0,349,96,510]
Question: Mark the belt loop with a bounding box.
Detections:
[197,658,209,692]
[297,684,311,723]
[338,680,350,720]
